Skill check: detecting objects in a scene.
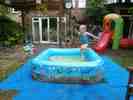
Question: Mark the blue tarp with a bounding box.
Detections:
[0,56,129,100]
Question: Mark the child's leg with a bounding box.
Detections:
[80,48,85,60]
[80,44,89,60]
[80,49,84,60]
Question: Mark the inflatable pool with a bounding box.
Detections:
[32,48,104,83]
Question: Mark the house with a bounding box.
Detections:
[3,0,133,44]
[28,0,64,44]
[4,0,87,45]
[4,0,65,44]
[30,0,86,44]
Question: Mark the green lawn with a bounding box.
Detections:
[0,89,18,100]
[106,48,133,67]
[0,48,22,81]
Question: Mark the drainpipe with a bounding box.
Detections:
[21,10,25,34]
[59,17,62,47]
[21,9,27,43]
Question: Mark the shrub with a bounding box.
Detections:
[0,16,24,47]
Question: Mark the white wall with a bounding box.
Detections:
[131,0,133,2]
[106,0,117,4]
[106,0,133,3]
[72,0,86,8]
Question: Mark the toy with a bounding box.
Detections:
[93,13,133,52]
[120,38,133,48]
[93,13,124,52]
[23,43,38,55]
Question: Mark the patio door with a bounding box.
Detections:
[32,18,40,43]
[32,17,59,44]
[41,17,59,43]
[41,18,49,42]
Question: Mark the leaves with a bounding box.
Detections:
[85,0,108,24]
[0,4,9,16]
[128,7,133,15]
[0,16,24,46]
[86,0,107,15]
[36,3,48,14]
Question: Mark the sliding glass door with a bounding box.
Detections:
[32,17,59,44]
[41,18,49,42]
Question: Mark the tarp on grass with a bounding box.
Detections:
[0,56,129,100]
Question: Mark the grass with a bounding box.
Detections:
[0,89,18,100]
[0,48,21,99]
[106,48,133,67]
[0,48,23,81]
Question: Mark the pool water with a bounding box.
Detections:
[49,56,88,63]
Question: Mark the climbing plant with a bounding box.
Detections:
[0,4,9,16]
[85,0,108,24]
[128,7,133,15]
[35,3,48,14]
[0,16,24,46]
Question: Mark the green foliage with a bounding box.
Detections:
[87,0,105,8]
[85,0,108,24]
[128,7,133,15]
[0,16,24,46]
[0,4,9,16]
[36,3,48,14]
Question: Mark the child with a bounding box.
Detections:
[79,25,99,60]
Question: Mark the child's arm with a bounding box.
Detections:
[86,32,99,40]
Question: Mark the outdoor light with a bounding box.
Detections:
[65,0,73,38]
[36,0,41,4]
[65,0,72,9]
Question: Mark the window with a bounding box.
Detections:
[33,22,40,41]
[36,0,42,4]
[32,17,60,43]
[106,0,117,4]
[33,18,39,22]
[78,0,86,8]
[122,0,125,2]
[72,0,86,8]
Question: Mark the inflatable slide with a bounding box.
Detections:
[93,14,124,52]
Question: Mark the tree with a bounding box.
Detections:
[128,7,133,15]
[0,3,24,46]
[0,4,9,16]
[85,0,108,25]
[0,16,24,46]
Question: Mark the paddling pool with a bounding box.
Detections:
[31,48,104,83]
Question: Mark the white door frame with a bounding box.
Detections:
[32,17,39,43]
[32,16,60,44]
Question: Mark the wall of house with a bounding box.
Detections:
[8,0,87,43]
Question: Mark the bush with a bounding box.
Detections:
[0,16,24,47]
[85,0,109,25]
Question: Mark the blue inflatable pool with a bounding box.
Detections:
[32,48,104,83]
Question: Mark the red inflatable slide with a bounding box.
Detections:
[120,38,133,48]
[93,32,112,53]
